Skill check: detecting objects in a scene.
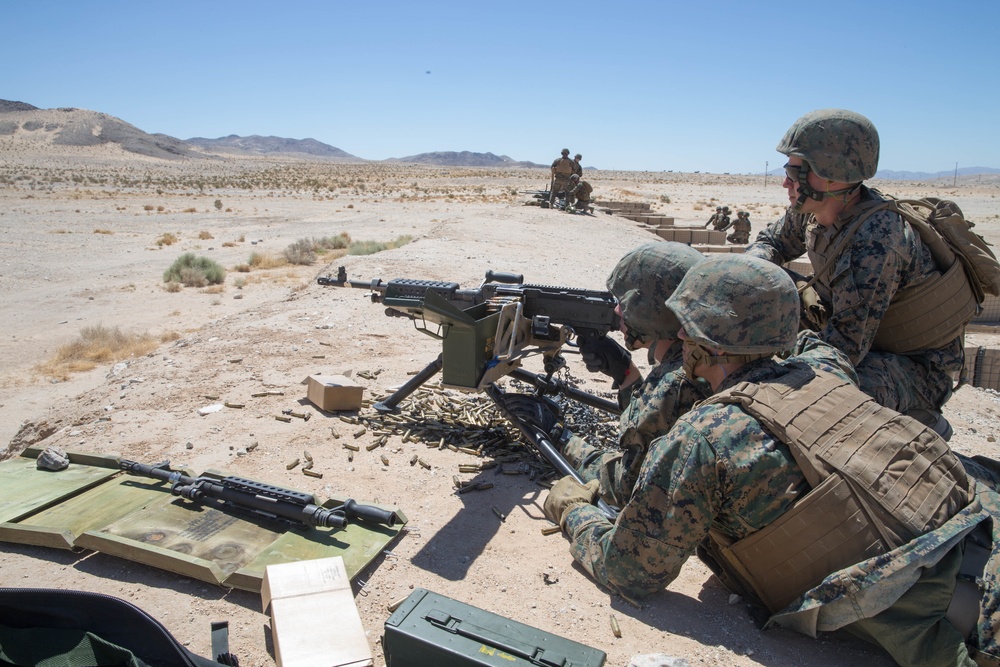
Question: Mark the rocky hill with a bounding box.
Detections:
[385,150,544,168]
[0,100,203,160]
[185,134,362,160]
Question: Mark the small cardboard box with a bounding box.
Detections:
[262,556,373,667]
[304,374,364,411]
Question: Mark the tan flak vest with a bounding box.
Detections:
[703,364,973,613]
[553,157,575,176]
[806,200,977,353]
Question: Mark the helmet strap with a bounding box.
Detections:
[793,161,861,210]
[683,341,772,382]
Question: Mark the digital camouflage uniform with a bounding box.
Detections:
[726,211,751,244]
[565,179,594,211]
[561,341,709,508]
[704,207,722,229]
[550,151,576,206]
[555,254,1000,667]
[562,242,709,506]
[712,207,732,232]
[745,186,963,414]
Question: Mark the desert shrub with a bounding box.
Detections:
[284,238,317,265]
[163,281,182,293]
[37,324,158,377]
[156,232,178,246]
[234,263,251,272]
[198,230,213,240]
[660,195,672,204]
[347,235,413,256]
[143,204,155,211]
[183,207,197,213]
[93,228,114,235]
[314,232,351,250]
[214,199,223,210]
[163,252,225,286]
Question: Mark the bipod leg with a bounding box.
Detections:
[486,383,619,521]
[509,367,621,416]
[374,355,443,413]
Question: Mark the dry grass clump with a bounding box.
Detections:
[156,232,178,246]
[348,234,413,256]
[93,228,114,235]
[284,239,316,265]
[37,324,158,378]
[248,251,289,270]
[198,231,213,240]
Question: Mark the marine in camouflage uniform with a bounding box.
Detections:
[543,254,1000,667]
[564,174,594,213]
[744,109,962,432]
[550,148,576,207]
[703,206,722,229]
[572,153,583,177]
[712,205,732,232]
[556,242,710,507]
[726,210,751,244]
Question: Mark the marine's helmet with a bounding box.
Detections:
[715,206,722,212]
[574,153,582,160]
[607,242,704,350]
[666,255,798,356]
[569,174,580,182]
[561,148,570,156]
[722,206,730,213]
[776,108,879,184]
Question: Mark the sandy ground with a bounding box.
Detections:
[2,150,1000,667]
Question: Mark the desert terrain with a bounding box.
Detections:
[2,141,1000,667]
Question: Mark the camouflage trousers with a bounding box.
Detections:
[856,349,955,415]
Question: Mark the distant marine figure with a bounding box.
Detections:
[727,210,751,244]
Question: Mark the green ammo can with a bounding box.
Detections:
[418,290,501,390]
[383,588,607,667]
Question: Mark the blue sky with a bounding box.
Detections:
[5,1,998,173]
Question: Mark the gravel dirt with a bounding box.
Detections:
[2,147,1000,666]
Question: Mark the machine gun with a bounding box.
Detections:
[318,266,620,411]
[319,266,623,520]
[119,459,399,530]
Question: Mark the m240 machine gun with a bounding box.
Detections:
[119,459,399,530]
[319,266,623,520]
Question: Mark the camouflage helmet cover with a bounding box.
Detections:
[776,108,879,183]
[574,153,582,159]
[666,255,798,355]
[561,148,570,155]
[607,242,704,344]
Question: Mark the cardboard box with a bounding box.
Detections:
[304,374,364,411]
[262,556,373,667]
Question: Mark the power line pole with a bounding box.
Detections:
[954,162,958,187]
[764,161,768,188]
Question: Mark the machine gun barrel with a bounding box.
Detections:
[119,459,398,530]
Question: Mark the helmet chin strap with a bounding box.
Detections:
[793,161,861,210]
[682,341,770,382]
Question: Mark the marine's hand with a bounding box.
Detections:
[544,476,600,527]
[580,336,632,385]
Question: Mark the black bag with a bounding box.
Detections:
[0,588,234,667]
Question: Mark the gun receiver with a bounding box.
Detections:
[119,459,398,530]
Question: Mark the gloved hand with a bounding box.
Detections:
[580,336,632,385]
[501,393,561,437]
[543,476,600,527]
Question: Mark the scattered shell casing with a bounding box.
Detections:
[410,454,418,466]
[286,458,300,470]
[491,506,506,522]
[339,416,356,424]
[353,427,367,438]
[251,392,269,398]
[541,524,562,536]
[330,428,341,439]
[610,614,622,639]
[387,596,408,612]
[303,450,313,462]
[453,475,463,489]
[303,468,323,478]
[227,358,243,364]
[275,415,292,423]
[380,454,390,466]
[342,443,360,452]
[418,458,431,470]
[302,460,314,471]
[348,451,354,462]
[365,441,382,452]
[224,402,244,409]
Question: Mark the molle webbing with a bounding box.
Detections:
[554,158,575,175]
[706,366,972,612]
[873,257,977,352]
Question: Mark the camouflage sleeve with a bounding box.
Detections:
[561,364,709,508]
[561,419,721,599]
[820,210,908,365]
[744,208,810,264]
[786,330,859,386]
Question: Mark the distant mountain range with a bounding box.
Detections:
[1,99,993,176]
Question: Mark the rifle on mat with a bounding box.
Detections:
[119,459,399,530]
